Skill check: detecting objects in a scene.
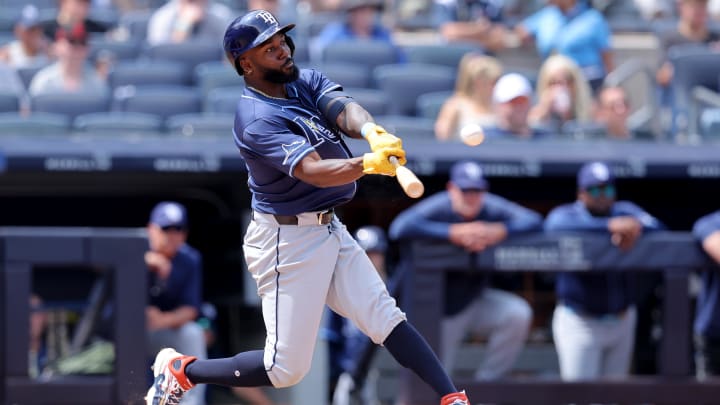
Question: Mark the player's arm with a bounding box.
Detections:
[294,145,405,186]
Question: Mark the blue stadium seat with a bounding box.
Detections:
[560,120,608,140]
[375,115,437,140]
[193,61,245,100]
[0,112,70,135]
[344,87,389,117]
[404,43,482,69]
[30,91,111,121]
[166,112,235,137]
[321,40,399,73]
[73,111,163,135]
[17,64,46,90]
[204,86,244,114]
[117,10,152,41]
[416,90,453,120]
[310,62,371,89]
[109,60,191,88]
[89,38,142,62]
[113,85,202,121]
[0,92,20,113]
[142,41,225,73]
[373,63,456,116]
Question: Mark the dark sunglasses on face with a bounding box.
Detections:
[585,184,616,198]
[161,225,186,232]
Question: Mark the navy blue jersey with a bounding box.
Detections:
[693,211,720,338]
[233,69,356,215]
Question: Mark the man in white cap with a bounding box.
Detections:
[485,72,550,139]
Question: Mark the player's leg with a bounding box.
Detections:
[440,303,475,375]
[467,288,532,380]
[552,305,602,380]
[326,222,467,404]
[602,306,637,377]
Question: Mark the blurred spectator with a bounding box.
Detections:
[485,72,551,139]
[326,225,389,405]
[28,24,109,96]
[0,5,50,68]
[516,0,613,92]
[145,201,207,405]
[655,0,720,89]
[692,210,720,379]
[593,85,656,140]
[390,160,538,381]
[711,0,720,19]
[435,53,502,141]
[146,0,233,45]
[544,161,665,381]
[40,0,112,40]
[310,0,404,63]
[529,54,594,132]
[433,0,510,52]
[633,0,674,20]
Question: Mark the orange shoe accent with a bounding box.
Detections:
[168,355,197,391]
[441,390,470,405]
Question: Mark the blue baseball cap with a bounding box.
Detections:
[17,5,41,28]
[577,161,614,190]
[149,201,188,229]
[354,226,387,253]
[450,160,488,191]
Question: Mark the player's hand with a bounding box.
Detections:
[363,146,406,176]
[362,123,403,153]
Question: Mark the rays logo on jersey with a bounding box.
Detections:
[293,116,341,146]
[281,139,306,165]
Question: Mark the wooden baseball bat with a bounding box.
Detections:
[389,156,424,198]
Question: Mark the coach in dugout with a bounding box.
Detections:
[692,209,720,379]
[389,160,539,381]
[544,161,665,381]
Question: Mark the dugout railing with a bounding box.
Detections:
[398,231,717,405]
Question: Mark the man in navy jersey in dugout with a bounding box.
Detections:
[145,9,471,405]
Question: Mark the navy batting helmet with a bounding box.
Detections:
[354,226,388,253]
[223,10,295,74]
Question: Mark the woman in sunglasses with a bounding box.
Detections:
[544,161,665,381]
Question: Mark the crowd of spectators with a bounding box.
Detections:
[0,0,719,140]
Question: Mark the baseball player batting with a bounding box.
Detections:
[145,9,470,405]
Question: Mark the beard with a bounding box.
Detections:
[263,61,299,84]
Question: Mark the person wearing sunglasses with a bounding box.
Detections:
[145,201,207,405]
[544,161,665,381]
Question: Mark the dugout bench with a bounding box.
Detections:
[399,231,719,405]
[0,227,148,405]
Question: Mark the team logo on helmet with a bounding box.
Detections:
[256,10,277,25]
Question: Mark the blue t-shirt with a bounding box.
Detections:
[147,244,203,313]
[693,210,720,338]
[390,191,542,315]
[233,69,356,215]
[521,3,611,81]
[544,200,665,315]
[433,0,505,24]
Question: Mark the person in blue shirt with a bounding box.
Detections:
[544,161,665,381]
[433,0,509,52]
[390,160,540,381]
[692,210,720,379]
[145,201,207,405]
[310,0,405,63]
[516,0,614,92]
[147,10,471,405]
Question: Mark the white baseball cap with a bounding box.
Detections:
[493,73,533,104]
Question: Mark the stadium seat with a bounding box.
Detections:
[667,44,720,139]
[166,112,235,137]
[375,115,437,140]
[113,85,202,121]
[344,87,389,116]
[404,43,482,69]
[416,90,453,120]
[321,40,399,73]
[373,63,456,116]
[560,120,608,140]
[73,111,163,135]
[204,86,244,114]
[0,112,70,135]
[109,60,191,88]
[193,61,245,100]
[17,65,46,90]
[0,92,20,113]
[30,91,111,121]
[89,38,142,62]
[117,10,152,41]
[310,62,371,89]
[142,41,225,73]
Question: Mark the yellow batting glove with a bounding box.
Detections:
[362,146,406,176]
[361,123,403,153]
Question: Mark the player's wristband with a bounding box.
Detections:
[360,122,376,139]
